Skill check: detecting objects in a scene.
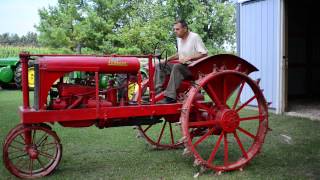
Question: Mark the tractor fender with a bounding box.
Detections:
[188,54,258,79]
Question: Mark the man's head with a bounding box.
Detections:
[173,19,189,39]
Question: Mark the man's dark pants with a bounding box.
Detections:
[155,62,192,100]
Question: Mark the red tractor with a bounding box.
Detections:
[3,52,269,178]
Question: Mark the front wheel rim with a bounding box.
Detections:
[3,125,62,179]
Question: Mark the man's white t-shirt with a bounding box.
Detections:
[177,32,208,60]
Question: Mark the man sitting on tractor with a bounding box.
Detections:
[156,19,208,103]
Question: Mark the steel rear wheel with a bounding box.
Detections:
[180,70,268,172]
[133,79,184,149]
[3,125,62,179]
[137,119,184,149]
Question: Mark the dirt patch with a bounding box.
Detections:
[286,98,320,121]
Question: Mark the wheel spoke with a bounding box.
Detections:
[9,144,25,152]
[193,101,210,111]
[9,153,28,161]
[232,82,245,110]
[240,115,264,121]
[36,157,45,169]
[8,149,26,155]
[188,120,218,128]
[13,139,25,146]
[36,133,48,146]
[157,121,167,144]
[236,95,256,112]
[14,154,27,170]
[193,101,214,115]
[208,133,224,164]
[18,134,25,141]
[238,127,255,139]
[138,121,183,149]
[39,139,49,149]
[29,159,34,176]
[40,142,58,148]
[233,132,248,159]
[169,123,174,145]
[205,84,222,106]
[39,151,55,160]
[193,128,215,147]
[32,130,36,144]
[224,133,228,166]
[143,124,153,133]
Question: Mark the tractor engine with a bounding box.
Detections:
[49,80,119,110]
[50,83,96,110]
[34,56,140,110]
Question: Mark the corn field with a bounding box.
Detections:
[0,45,74,58]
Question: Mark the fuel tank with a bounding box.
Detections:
[38,56,140,74]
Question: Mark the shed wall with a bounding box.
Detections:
[239,0,280,110]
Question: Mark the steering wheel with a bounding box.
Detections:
[153,42,169,71]
[159,49,169,71]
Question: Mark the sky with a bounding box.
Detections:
[0,0,58,36]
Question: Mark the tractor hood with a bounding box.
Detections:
[38,56,140,74]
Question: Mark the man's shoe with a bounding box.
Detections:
[157,97,177,104]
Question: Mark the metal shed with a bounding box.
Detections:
[237,0,320,117]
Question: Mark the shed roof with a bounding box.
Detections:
[237,0,256,3]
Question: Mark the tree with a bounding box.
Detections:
[77,0,134,52]
[0,32,38,46]
[36,0,236,54]
[114,1,176,54]
[36,0,87,50]
[0,33,10,45]
[166,0,236,54]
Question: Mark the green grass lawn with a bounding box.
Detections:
[0,90,319,179]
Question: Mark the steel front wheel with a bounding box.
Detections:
[180,70,268,172]
[4,124,25,143]
[3,125,62,179]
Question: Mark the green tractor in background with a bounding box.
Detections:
[0,57,35,89]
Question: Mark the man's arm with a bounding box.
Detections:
[180,52,208,64]
[167,53,179,61]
